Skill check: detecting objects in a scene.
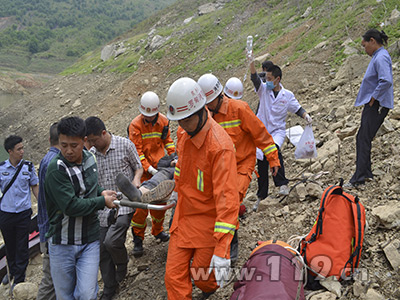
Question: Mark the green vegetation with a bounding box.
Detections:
[59,0,400,76]
[0,0,177,73]
[0,147,8,162]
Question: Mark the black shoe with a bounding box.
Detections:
[99,290,116,300]
[2,274,13,285]
[155,231,170,242]
[116,173,141,202]
[133,236,144,258]
[202,290,215,299]
[99,285,119,300]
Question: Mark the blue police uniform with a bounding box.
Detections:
[0,159,38,284]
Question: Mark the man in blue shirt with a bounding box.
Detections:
[37,123,59,300]
[0,135,38,287]
[345,29,394,189]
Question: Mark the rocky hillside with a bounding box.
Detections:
[0,0,400,299]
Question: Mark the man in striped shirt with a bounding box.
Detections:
[45,117,117,300]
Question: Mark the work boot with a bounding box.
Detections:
[133,236,144,258]
[141,180,175,203]
[154,231,170,242]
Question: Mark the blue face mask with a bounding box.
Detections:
[266,81,275,90]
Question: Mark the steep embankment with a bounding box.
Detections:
[0,0,400,299]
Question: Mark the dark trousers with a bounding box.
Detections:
[0,208,32,284]
[350,102,389,184]
[142,167,174,190]
[257,144,289,199]
[99,212,133,295]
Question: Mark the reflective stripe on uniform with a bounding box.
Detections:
[263,144,277,155]
[174,167,180,177]
[131,220,146,228]
[142,132,162,139]
[139,154,145,161]
[151,215,165,223]
[214,222,236,235]
[165,142,175,149]
[197,169,204,192]
[218,119,241,129]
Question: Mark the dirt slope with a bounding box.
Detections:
[0,3,400,300]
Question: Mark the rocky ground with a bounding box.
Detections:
[0,25,400,300]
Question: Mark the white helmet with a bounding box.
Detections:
[224,77,243,99]
[197,73,223,104]
[139,91,160,117]
[166,77,206,121]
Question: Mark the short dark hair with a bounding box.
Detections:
[85,116,106,136]
[267,65,282,80]
[4,135,23,152]
[363,29,388,46]
[262,60,274,71]
[49,122,59,146]
[57,117,86,139]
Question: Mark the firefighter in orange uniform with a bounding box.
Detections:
[164,78,239,299]
[198,74,280,265]
[128,91,175,257]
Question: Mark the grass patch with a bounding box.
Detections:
[61,0,400,77]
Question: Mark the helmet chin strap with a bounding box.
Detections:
[208,94,223,115]
[187,108,208,137]
[144,113,159,125]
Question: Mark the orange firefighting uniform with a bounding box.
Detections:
[129,113,175,239]
[164,114,240,299]
[212,95,280,203]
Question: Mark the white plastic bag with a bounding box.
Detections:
[285,125,304,147]
[294,124,317,159]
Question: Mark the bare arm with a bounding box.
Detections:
[250,59,257,75]
[132,167,143,188]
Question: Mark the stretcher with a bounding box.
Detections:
[115,173,176,211]
[114,192,176,211]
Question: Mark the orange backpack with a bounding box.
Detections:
[300,182,366,286]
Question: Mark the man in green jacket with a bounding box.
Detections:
[45,116,117,300]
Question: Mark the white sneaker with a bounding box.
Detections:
[279,185,289,195]
[343,182,365,190]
